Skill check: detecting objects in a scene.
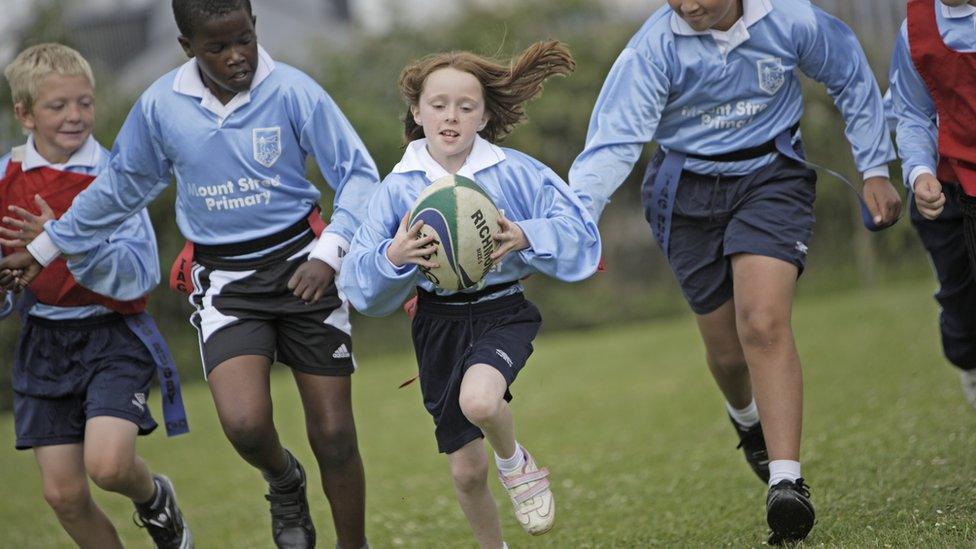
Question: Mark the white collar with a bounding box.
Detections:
[392,135,506,181]
[942,3,976,19]
[670,0,772,55]
[172,45,275,122]
[21,134,101,171]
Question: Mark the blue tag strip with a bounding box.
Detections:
[645,150,687,257]
[123,313,190,437]
[773,132,887,232]
[644,130,891,254]
[14,289,37,323]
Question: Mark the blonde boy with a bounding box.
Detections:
[0,44,191,548]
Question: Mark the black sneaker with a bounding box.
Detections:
[766,478,815,545]
[728,415,770,482]
[266,458,316,549]
[133,474,193,549]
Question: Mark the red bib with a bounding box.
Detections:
[0,153,147,314]
[908,0,976,195]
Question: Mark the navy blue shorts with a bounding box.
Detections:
[642,150,817,315]
[911,183,976,370]
[12,314,158,450]
[411,291,542,454]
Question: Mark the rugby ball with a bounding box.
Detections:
[408,175,500,291]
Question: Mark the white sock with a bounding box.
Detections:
[726,398,760,427]
[768,460,801,487]
[495,444,526,473]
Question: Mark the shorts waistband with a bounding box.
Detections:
[416,281,518,304]
[416,286,525,319]
[27,312,124,330]
[194,208,316,258]
[194,227,315,270]
[680,122,800,163]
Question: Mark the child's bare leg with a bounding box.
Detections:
[730,254,802,461]
[695,299,753,408]
[207,355,290,475]
[34,444,123,549]
[83,417,155,503]
[292,371,366,549]
[459,364,515,459]
[447,439,503,549]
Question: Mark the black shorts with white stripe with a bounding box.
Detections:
[187,227,354,378]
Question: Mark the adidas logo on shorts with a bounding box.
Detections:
[332,344,351,359]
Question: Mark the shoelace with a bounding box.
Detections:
[792,478,811,498]
[133,508,180,544]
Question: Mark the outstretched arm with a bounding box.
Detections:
[27,97,174,268]
[0,196,160,299]
[795,6,901,226]
[568,46,670,222]
[300,88,381,272]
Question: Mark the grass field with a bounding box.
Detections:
[1,282,974,548]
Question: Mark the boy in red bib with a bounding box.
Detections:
[0,44,191,548]
[889,0,976,409]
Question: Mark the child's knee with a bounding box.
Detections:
[458,390,502,426]
[736,307,791,348]
[42,480,90,518]
[450,460,488,494]
[307,423,359,468]
[86,457,136,493]
[221,416,274,456]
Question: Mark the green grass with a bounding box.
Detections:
[1,282,974,547]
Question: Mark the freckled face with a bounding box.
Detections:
[15,73,94,164]
[411,67,489,172]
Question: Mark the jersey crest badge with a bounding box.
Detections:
[757,57,786,96]
[253,127,282,167]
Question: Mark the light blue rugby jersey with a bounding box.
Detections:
[32,46,379,271]
[0,135,160,320]
[889,3,976,189]
[569,0,895,221]
[338,136,602,318]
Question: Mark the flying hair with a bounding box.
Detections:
[398,40,575,143]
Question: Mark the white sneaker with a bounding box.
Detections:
[497,447,555,535]
[961,370,976,411]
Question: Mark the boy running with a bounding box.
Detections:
[0,43,191,549]
[0,2,378,547]
[888,0,976,409]
[569,0,901,544]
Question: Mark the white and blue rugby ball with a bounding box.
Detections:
[408,175,500,291]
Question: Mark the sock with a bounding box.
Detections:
[135,476,162,512]
[726,398,760,428]
[263,449,301,492]
[495,444,526,474]
[768,460,801,487]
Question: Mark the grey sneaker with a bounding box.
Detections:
[266,458,315,548]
